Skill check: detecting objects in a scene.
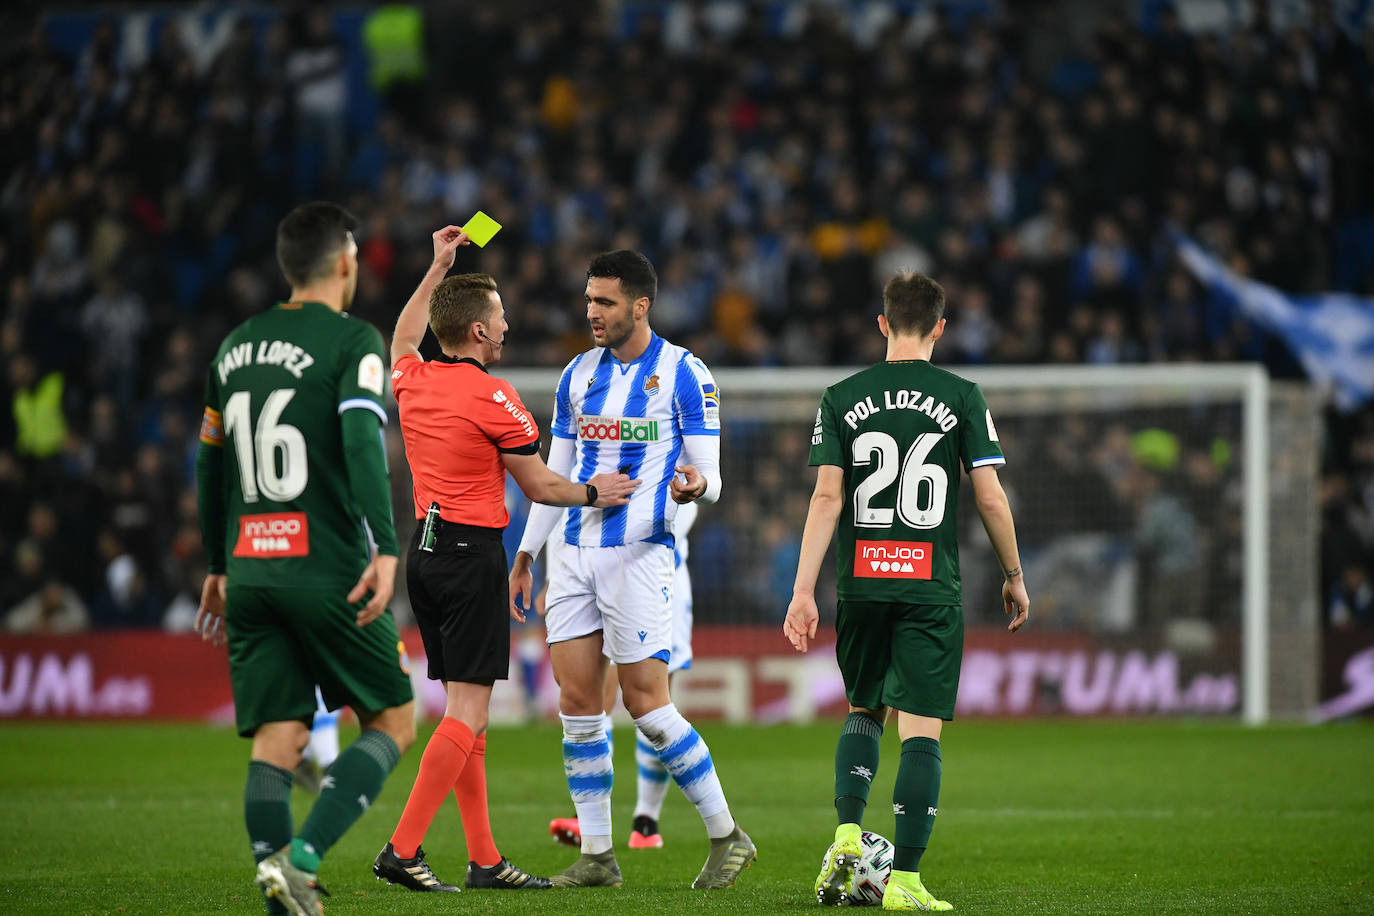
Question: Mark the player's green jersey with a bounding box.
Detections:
[200,301,393,589]
[809,359,1005,605]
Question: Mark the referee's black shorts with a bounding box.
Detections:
[406,519,509,684]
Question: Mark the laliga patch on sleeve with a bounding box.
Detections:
[986,409,999,442]
[358,353,385,395]
[462,211,502,247]
[700,381,720,428]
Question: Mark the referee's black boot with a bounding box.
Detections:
[465,858,554,890]
[373,843,460,892]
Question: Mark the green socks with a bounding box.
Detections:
[834,716,943,874]
[244,761,292,915]
[247,733,402,910]
[834,712,883,825]
[292,729,402,872]
[893,736,941,872]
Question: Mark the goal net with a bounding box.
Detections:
[419,365,1318,725]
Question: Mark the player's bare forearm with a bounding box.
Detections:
[785,467,843,652]
[971,467,1022,578]
[792,466,845,596]
[977,499,1022,577]
[501,452,638,507]
[392,262,448,362]
[970,466,1030,631]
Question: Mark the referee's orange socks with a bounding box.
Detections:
[453,733,502,867]
[391,717,475,859]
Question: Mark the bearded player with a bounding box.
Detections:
[510,250,755,889]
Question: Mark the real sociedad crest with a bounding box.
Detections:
[643,374,660,395]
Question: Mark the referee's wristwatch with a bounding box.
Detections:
[584,483,598,506]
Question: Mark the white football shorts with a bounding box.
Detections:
[545,540,675,665]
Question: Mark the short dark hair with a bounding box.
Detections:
[276,202,357,287]
[587,250,657,305]
[883,271,945,337]
[430,273,498,348]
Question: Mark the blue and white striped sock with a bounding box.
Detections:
[633,727,671,821]
[633,704,733,838]
[561,713,614,854]
[603,711,616,757]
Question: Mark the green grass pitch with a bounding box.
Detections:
[2,720,1372,914]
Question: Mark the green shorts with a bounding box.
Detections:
[835,600,963,720]
[226,584,414,738]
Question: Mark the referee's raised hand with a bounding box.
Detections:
[431,225,471,270]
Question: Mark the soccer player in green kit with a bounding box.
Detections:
[784,271,1030,911]
[195,202,416,916]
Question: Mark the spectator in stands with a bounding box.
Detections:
[1327,565,1374,628]
[5,581,90,635]
[284,8,349,185]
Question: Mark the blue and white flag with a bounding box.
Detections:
[1176,234,1374,411]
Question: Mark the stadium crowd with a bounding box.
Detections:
[1,2,1371,635]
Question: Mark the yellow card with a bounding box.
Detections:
[462,211,502,247]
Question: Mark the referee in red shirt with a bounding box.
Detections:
[373,226,637,893]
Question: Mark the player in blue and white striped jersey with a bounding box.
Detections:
[548,333,717,550]
[511,250,754,890]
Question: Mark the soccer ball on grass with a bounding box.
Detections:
[818,830,894,905]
